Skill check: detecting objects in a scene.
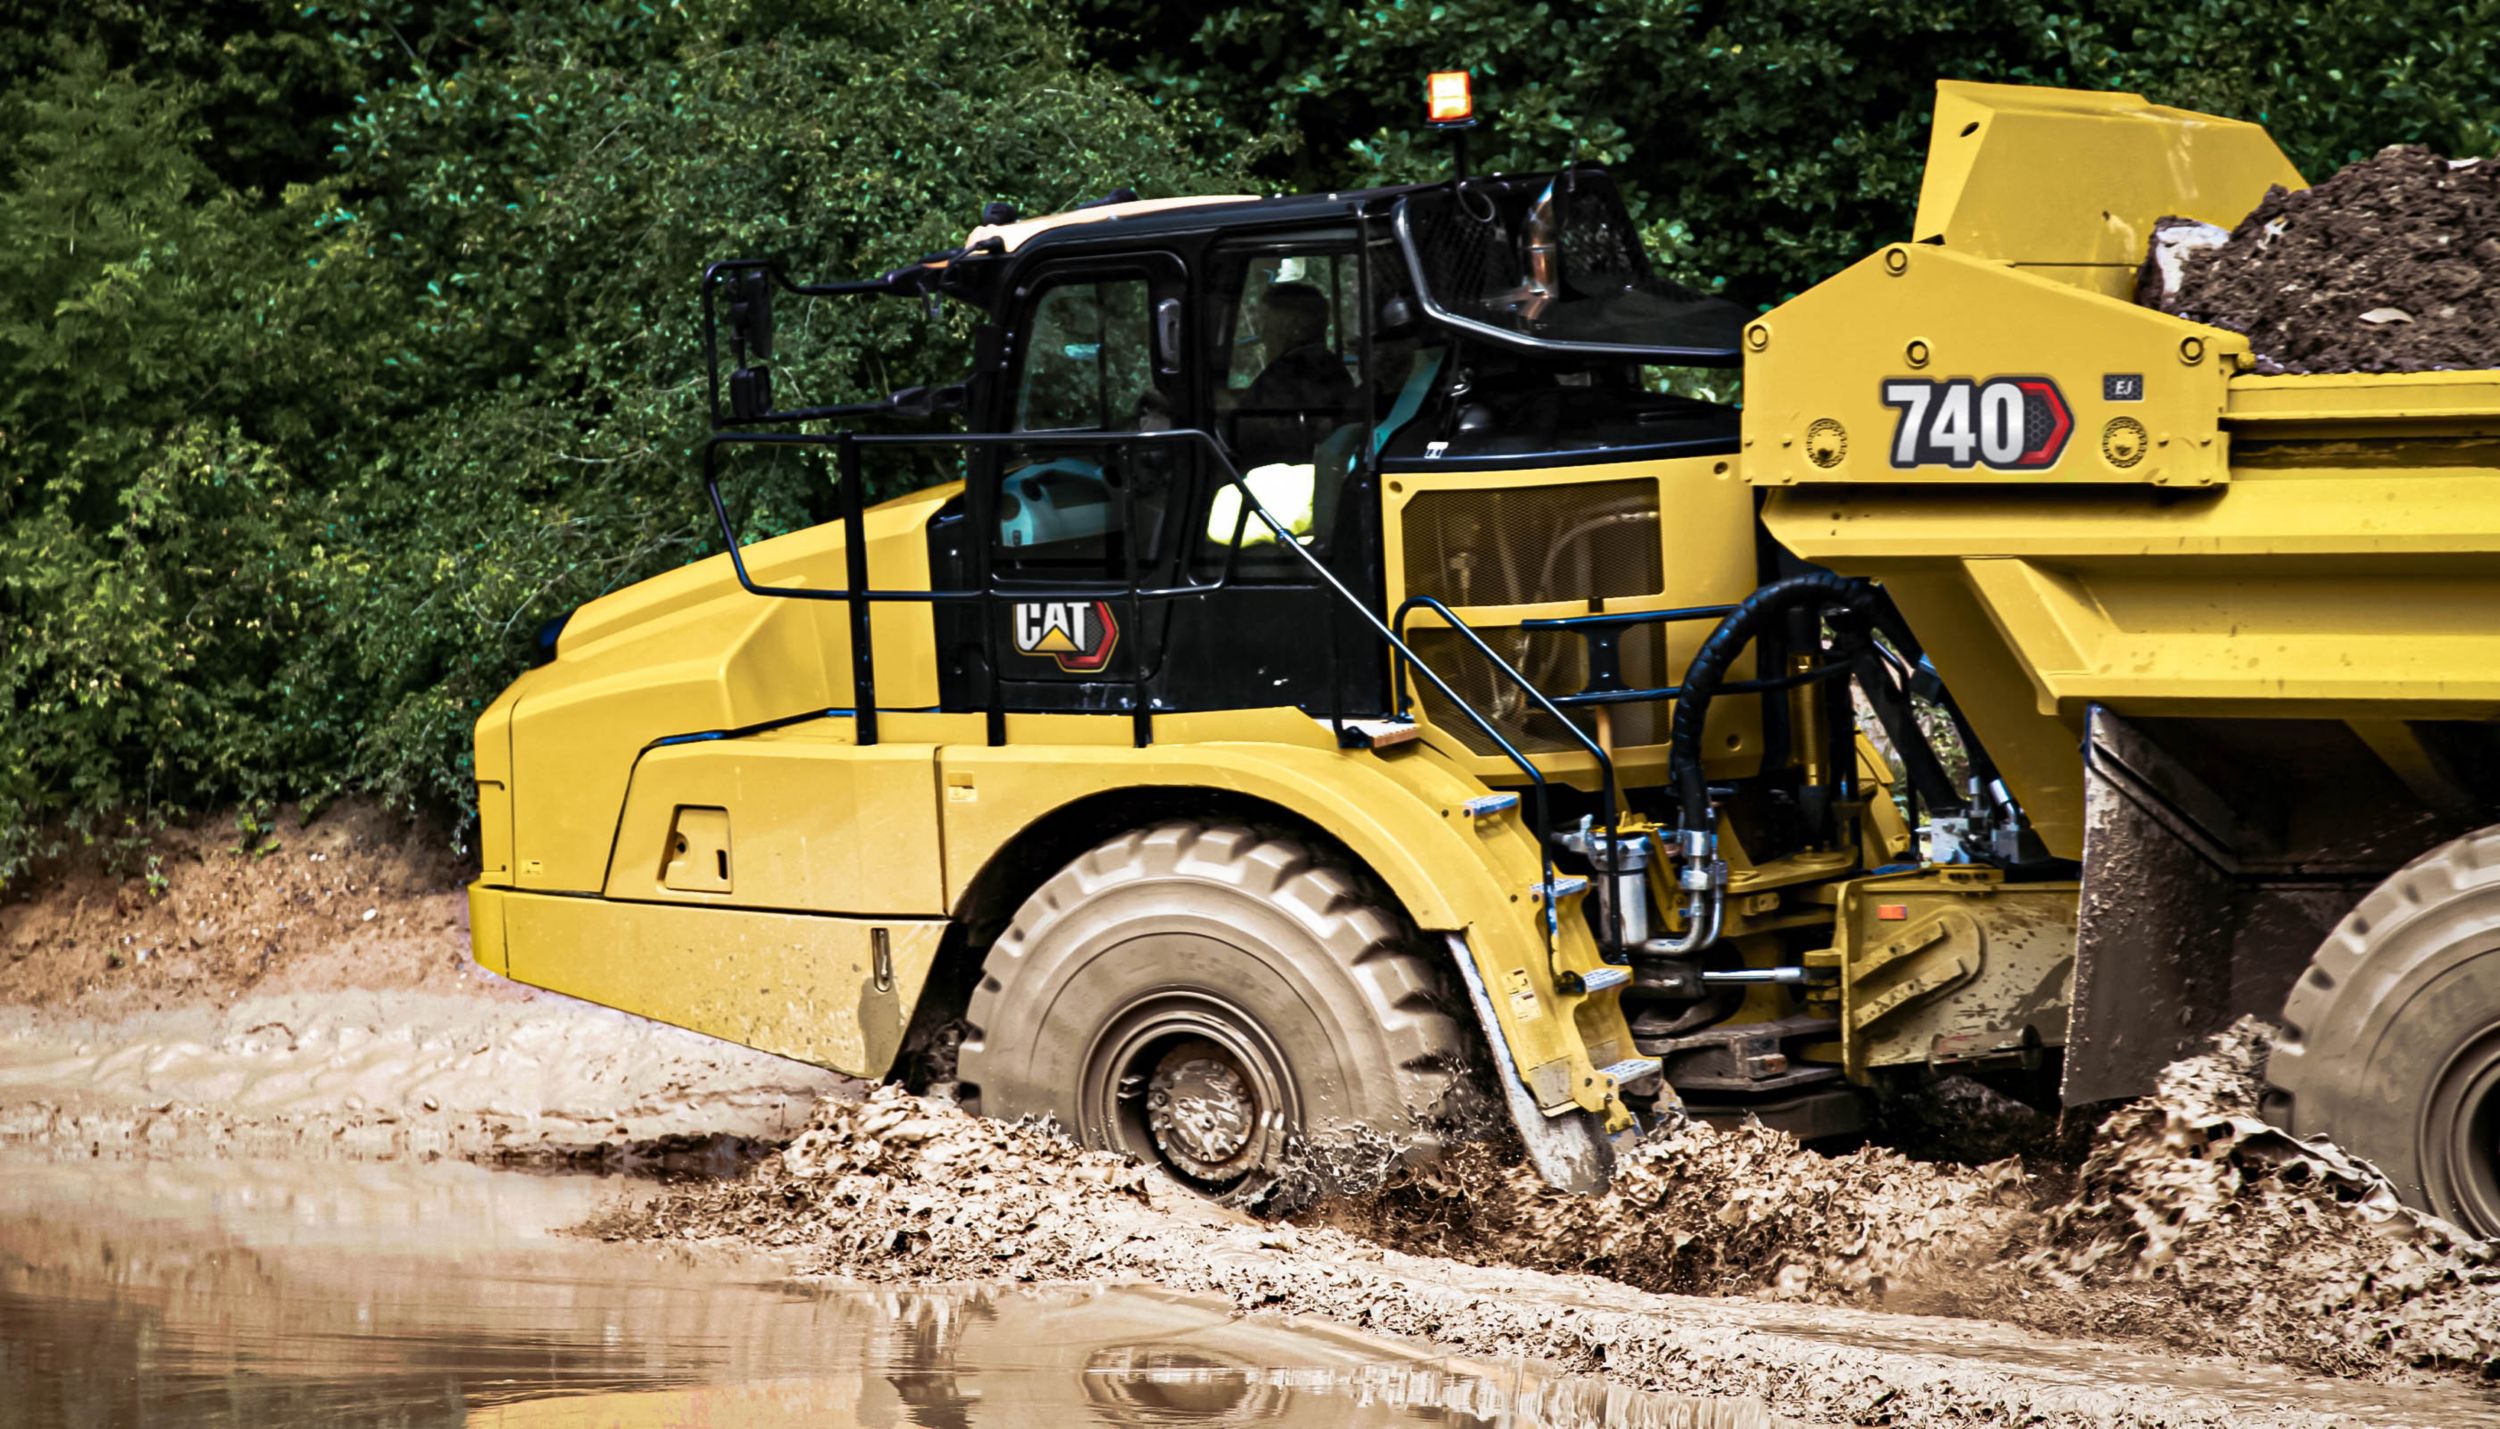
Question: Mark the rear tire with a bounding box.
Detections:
[958,820,1475,1200]
[2270,824,2500,1235]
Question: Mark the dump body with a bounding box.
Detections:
[1746,82,2500,1095]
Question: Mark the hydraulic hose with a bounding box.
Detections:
[1668,571,1873,828]
[1646,571,1873,959]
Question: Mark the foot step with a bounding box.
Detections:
[1531,875,1589,902]
[1461,792,1520,820]
[1575,966,1630,993]
[1597,1056,1664,1087]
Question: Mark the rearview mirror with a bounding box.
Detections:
[728,269,774,363]
[726,270,775,419]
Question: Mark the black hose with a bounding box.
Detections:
[1668,571,1873,825]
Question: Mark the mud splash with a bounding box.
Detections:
[2139,144,2500,373]
[1331,1022,2500,1379]
[594,1037,2500,1423]
[2030,1021,2500,1375]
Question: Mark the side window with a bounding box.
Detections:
[1017,279,1155,432]
[996,273,1175,578]
[1211,252,1360,468]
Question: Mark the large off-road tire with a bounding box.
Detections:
[958,820,1475,1199]
[2271,824,2500,1235]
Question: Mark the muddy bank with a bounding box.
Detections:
[595,1072,2500,1425]
[2140,144,2500,373]
[1316,1022,2500,1380]
[0,804,845,1166]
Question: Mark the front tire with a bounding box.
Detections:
[2270,824,2500,1235]
[958,820,1474,1200]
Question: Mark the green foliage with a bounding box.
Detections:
[8,0,2499,880]
[0,0,1226,877]
[1079,0,2500,305]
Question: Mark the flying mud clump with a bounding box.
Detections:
[2027,1020,2500,1377]
[2139,143,2500,373]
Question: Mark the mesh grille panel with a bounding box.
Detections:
[1409,624,1668,756]
[1399,479,1662,609]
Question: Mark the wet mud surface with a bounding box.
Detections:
[601,1082,2500,1427]
[11,805,2500,1425]
[2141,145,2500,372]
[7,1158,1724,1428]
[0,806,843,1167]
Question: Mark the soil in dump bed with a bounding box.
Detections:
[2145,144,2500,374]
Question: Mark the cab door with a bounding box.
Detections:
[939,251,1194,718]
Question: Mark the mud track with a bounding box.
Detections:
[8,806,2500,1425]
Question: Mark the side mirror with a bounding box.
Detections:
[728,270,774,363]
[727,270,775,419]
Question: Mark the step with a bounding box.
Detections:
[1531,875,1589,903]
[1574,966,1631,994]
[1596,1055,1664,1087]
[1337,718,1420,750]
[1460,791,1521,821]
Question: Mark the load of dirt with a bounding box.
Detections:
[601,1023,2500,1389]
[2139,144,2500,373]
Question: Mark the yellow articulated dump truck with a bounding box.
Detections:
[469,78,2500,1226]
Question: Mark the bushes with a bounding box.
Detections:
[1080,0,2500,306]
[0,0,1227,878]
[8,0,2499,880]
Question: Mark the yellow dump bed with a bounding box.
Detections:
[1743,82,2500,858]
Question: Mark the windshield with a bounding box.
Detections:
[1393,169,1747,363]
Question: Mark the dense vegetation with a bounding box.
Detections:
[4,0,2496,878]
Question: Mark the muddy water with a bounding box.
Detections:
[0,1160,1778,1429]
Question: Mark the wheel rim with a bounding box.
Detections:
[2424,1023,2500,1235]
[1080,986,1300,1194]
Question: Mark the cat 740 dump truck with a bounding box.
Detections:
[468,79,2500,1227]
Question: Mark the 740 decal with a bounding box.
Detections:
[1881,376,2072,471]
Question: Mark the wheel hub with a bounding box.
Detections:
[1146,1051,1258,1179]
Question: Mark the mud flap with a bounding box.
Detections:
[1446,933,1615,1194]
[2066,706,2356,1104]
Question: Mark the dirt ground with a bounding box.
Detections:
[7,804,2499,1427]
[0,805,843,1167]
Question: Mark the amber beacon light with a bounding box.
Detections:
[1426,70,1474,127]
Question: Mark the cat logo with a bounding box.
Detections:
[1011,600,1119,673]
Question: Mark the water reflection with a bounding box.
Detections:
[0,1160,1776,1429]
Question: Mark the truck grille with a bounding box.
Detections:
[1397,477,1669,756]
[1400,479,1662,608]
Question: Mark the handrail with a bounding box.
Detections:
[698,420,1581,966]
[1391,595,1626,959]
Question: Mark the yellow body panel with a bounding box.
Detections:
[498,483,958,894]
[1913,81,2301,293]
[475,888,944,1077]
[602,726,947,914]
[1743,246,2246,488]
[1751,82,2500,861]
[1381,454,1763,788]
